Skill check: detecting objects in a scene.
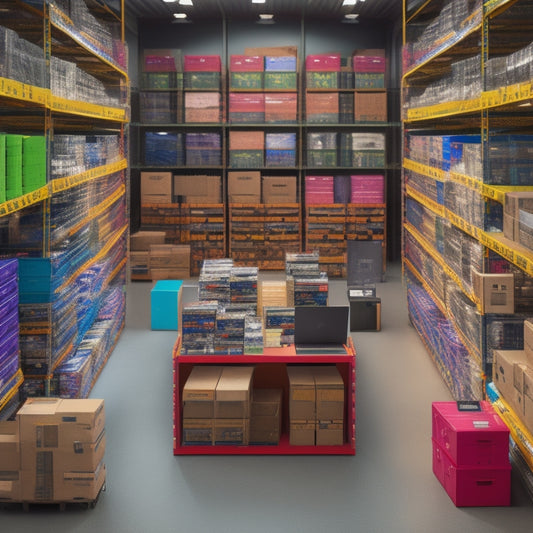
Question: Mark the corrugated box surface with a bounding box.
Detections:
[141,172,172,204]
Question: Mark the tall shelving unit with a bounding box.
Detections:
[402,0,533,490]
[0,0,129,406]
[132,17,399,278]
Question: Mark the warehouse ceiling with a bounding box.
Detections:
[126,0,402,22]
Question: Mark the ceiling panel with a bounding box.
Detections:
[126,0,402,23]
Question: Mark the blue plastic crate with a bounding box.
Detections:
[151,280,184,331]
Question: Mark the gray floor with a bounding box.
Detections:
[3,262,533,532]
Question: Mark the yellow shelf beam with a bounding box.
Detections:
[0,77,49,105]
[0,186,50,217]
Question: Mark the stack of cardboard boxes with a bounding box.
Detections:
[503,191,533,252]
[493,319,533,437]
[287,365,344,446]
[0,398,106,503]
[182,366,255,445]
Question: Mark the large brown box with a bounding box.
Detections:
[287,366,316,420]
[525,320,533,362]
[182,366,223,419]
[215,366,254,419]
[141,171,172,204]
[214,419,250,445]
[316,420,344,446]
[130,231,166,251]
[262,176,297,203]
[472,272,514,314]
[354,91,387,122]
[18,398,105,448]
[503,213,520,242]
[149,244,190,271]
[289,422,315,446]
[182,419,215,445]
[0,420,19,471]
[229,131,265,150]
[151,268,190,281]
[250,389,282,445]
[314,366,345,421]
[252,389,282,417]
[173,175,222,204]
[228,171,261,203]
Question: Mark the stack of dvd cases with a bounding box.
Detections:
[198,258,234,304]
[293,273,329,306]
[264,306,295,347]
[181,301,218,355]
[229,266,258,314]
[215,312,246,355]
[244,315,263,354]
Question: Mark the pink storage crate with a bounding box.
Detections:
[353,56,386,73]
[350,175,384,204]
[144,55,177,72]
[432,401,510,467]
[432,438,511,507]
[305,176,334,204]
[230,55,264,72]
[305,54,341,72]
[184,55,221,72]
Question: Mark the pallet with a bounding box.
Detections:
[0,484,106,512]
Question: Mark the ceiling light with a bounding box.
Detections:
[259,13,274,19]
[342,0,357,5]
[163,0,178,3]
[173,13,187,18]
[252,0,267,3]
[179,0,193,4]
[345,14,359,19]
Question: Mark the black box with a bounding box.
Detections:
[349,296,381,331]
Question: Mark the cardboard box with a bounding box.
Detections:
[504,191,533,217]
[354,91,387,122]
[173,175,222,203]
[289,422,315,446]
[431,402,509,467]
[149,245,190,270]
[316,421,344,446]
[472,272,514,314]
[182,419,214,445]
[52,463,106,502]
[0,476,21,501]
[130,231,166,252]
[245,46,298,58]
[262,176,297,203]
[287,366,316,420]
[130,251,150,275]
[182,366,223,419]
[215,366,254,419]
[0,420,19,471]
[493,350,528,403]
[151,268,190,281]
[228,171,261,203]
[141,172,172,204]
[214,419,249,445]
[314,366,344,421]
[503,213,520,241]
[17,398,105,448]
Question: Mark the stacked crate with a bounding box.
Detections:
[229,130,265,168]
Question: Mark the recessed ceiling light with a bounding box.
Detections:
[342,0,357,5]
[163,0,178,3]
[259,13,274,19]
[179,0,193,4]
[173,12,187,18]
[252,0,266,4]
[345,14,359,19]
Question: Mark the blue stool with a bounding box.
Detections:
[151,280,183,330]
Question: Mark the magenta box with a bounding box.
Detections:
[353,56,386,73]
[432,438,511,507]
[305,54,341,72]
[184,55,221,72]
[432,401,510,467]
[230,55,264,72]
[229,93,265,113]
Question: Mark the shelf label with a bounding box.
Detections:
[0,77,49,105]
[51,96,127,121]
[0,186,50,217]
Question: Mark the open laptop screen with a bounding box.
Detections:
[294,306,349,354]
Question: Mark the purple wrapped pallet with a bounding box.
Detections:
[55,352,92,398]
[0,330,19,391]
[0,259,18,283]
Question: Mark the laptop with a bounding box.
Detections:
[294,306,349,354]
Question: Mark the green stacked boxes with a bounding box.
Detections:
[264,72,297,90]
[22,136,47,194]
[6,134,23,200]
[0,134,5,203]
[230,72,263,90]
[306,72,338,89]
